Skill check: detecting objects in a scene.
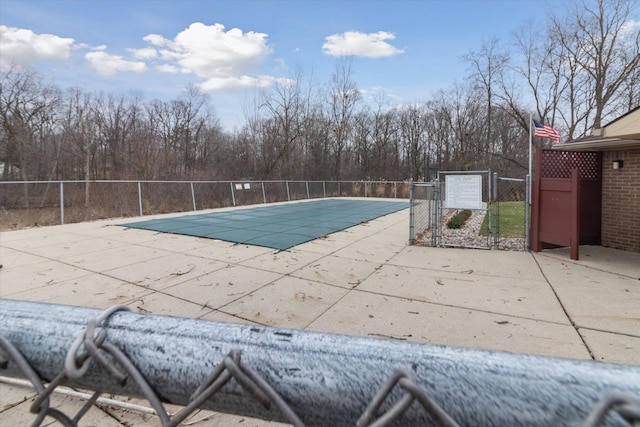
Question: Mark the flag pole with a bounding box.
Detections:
[527,114,533,250]
[528,113,532,182]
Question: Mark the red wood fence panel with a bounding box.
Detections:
[530,149,602,260]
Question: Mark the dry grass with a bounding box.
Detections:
[1,207,60,230]
[0,181,411,231]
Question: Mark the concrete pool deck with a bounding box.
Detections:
[1,198,639,426]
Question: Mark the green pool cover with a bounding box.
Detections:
[121,199,408,250]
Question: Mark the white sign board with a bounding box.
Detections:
[445,175,482,210]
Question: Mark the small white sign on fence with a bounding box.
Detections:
[445,175,482,209]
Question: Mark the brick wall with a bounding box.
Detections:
[601,149,640,252]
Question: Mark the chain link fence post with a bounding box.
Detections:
[59,181,65,225]
[409,179,414,243]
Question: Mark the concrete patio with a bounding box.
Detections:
[1,198,639,426]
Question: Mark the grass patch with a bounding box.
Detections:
[480,201,526,237]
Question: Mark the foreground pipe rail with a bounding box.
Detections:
[1,299,639,426]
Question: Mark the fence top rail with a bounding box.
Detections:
[0,179,407,185]
[497,177,526,182]
[437,170,491,176]
[2,299,639,427]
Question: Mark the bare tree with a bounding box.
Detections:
[352,108,373,178]
[299,95,330,180]
[464,38,510,159]
[551,0,639,134]
[255,69,306,178]
[326,58,361,179]
[0,66,61,182]
[173,86,212,176]
[60,87,98,205]
[122,91,158,179]
[425,97,455,174]
[508,20,567,134]
[618,60,640,112]
[370,97,400,180]
[143,87,215,179]
[398,104,428,181]
[93,93,123,178]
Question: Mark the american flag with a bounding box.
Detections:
[533,119,561,143]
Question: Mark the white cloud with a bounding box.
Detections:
[129,47,157,59]
[142,22,273,90]
[199,75,276,91]
[322,31,404,58]
[85,51,147,76]
[1,21,279,90]
[0,25,75,69]
[198,75,295,91]
[157,63,180,73]
[619,20,640,49]
[369,85,402,100]
[620,20,640,36]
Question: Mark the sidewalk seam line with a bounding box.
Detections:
[531,253,596,361]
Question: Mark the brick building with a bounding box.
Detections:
[558,107,640,252]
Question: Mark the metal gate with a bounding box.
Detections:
[493,175,529,251]
[410,172,529,250]
[408,181,439,246]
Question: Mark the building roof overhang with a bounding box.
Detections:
[553,136,640,151]
[554,107,639,151]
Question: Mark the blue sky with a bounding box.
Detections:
[1,0,550,129]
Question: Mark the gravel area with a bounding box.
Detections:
[413,207,525,251]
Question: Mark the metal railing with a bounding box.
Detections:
[1,299,639,426]
[0,180,409,229]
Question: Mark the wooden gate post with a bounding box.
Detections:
[570,168,580,260]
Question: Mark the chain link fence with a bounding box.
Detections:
[0,180,410,230]
[1,300,639,427]
[410,173,529,251]
[409,182,438,246]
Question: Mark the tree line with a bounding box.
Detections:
[1,0,638,183]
